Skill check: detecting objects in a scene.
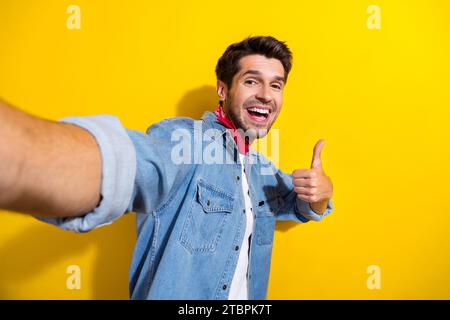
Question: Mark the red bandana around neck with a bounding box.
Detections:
[214,105,250,155]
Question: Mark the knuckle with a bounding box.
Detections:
[293,169,305,177]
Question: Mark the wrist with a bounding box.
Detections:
[309,198,329,215]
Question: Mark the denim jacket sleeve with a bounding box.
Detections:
[274,165,334,223]
[37,115,193,233]
[37,115,137,233]
[125,118,194,215]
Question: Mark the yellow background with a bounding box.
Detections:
[0,0,449,299]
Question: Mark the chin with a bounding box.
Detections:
[246,123,272,139]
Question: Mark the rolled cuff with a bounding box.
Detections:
[37,115,136,233]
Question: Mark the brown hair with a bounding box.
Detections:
[215,36,293,91]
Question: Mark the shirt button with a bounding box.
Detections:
[250,207,253,211]
[247,190,250,196]
[236,176,240,181]
[223,284,227,290]
[207,200,211,206]
[235,246,239,251]
[242,209,246,214]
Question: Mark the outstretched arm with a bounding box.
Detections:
[0,99,101,218]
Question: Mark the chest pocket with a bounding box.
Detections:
[179,179,234,254]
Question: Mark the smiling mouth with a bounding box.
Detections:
[245,107,271,123]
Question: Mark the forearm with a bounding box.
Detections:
[0,99,101,217]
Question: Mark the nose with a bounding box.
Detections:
[255,84,273,104]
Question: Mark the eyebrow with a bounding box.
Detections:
[241,69,285,83]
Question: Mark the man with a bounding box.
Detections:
[0,36,333,299]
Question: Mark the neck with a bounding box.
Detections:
[214,105,253,155]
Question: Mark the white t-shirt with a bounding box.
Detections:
[228,153,254,300]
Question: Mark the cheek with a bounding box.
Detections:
[235,86,258,103]
[275,95,283,110]
[228,88,244,106]
[231,97,248,113]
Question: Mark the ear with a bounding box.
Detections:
[216,80,228,105]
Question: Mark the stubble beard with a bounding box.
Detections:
[224,101,276,140]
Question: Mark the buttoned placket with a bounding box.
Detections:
[209,122,259,299]
[218,132,249,299]
[243,153,257,299]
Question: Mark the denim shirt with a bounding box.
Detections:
[39,111,333,300]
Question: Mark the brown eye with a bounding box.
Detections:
[272,83,282,90]
[244,79,257,85]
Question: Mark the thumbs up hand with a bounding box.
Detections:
[292,139,333,214]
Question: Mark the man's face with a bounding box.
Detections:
[218,54,285,139]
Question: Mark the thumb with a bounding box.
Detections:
[311,139,325,169]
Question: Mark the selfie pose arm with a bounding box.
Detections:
[0,99,102,218]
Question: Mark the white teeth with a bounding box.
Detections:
[248,107,269,115]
